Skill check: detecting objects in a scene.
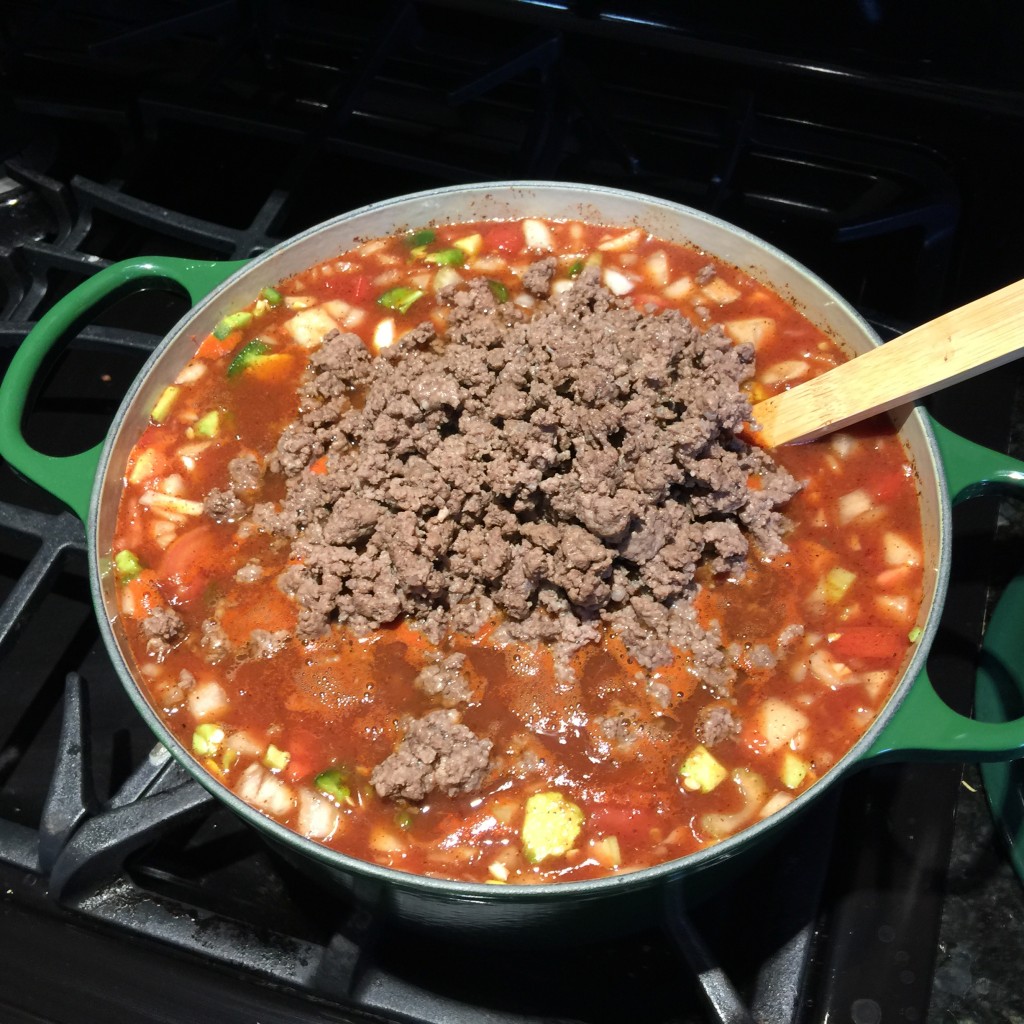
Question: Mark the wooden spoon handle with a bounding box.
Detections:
[752,278,1024,446]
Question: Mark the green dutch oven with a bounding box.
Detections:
[2,182,1023,940]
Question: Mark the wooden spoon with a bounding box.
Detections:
[752,278,1024,447]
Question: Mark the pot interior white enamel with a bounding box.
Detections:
[87,182,947,937]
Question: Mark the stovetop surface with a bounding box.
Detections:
[1,3,1024,1022]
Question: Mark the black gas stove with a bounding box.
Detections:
[2,4,1023,1022]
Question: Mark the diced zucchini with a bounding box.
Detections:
[193,409,220,437]
[114,549,143,581]
[151,385,180,423]
[521,791,584,863]
[192,722,226,757]
[679,745,728,793]
[377,286,424,314]
[453,233,483,257]
[780,751,811,790]
[262,743,291,772]
[227,339,271,377]
[423,247,465,266]
[213,311,253,340]
[487,279,509,303]
[315,767,355,806]
[824,566,856,603]
[908,625,923,643]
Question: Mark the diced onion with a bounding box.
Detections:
[700,278,741,304]
[759,792,795,819]
[597,227,643,252]
[373,317,396,351]
[724,318,775,346]
[644,250,670,286]
[175,361,207,385]
[602,267,635,296]
[283,295,315,309]
[283,306,339,348]
[702,768,768,839]
[838,489,873,524]
[756,698,810,752]
[808,649,856,688]
[523,219,555,251]
[663,275,693,300]
[760,360,810,386]
[297,788,340,840]
[187,680,229,721]
[883,531,921,567]
[139,491,204,517]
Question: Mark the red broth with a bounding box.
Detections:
[111,218,924,884]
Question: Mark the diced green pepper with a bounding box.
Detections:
[192,723,225,757]
[262,743,290,772]
[395,806,418,830]
[377,286,425,314]
[567,259,585,278]
[521,791,584,863]
[487,279,509,303]
[315,767,355,805]
[114,549,143,581]
[259,286,282,306]
[227,338,271,378]
[423,247,465,266]
[908,625,923,643]
[213,311,253,340]
[193,409,220,437]
[406,228,436,248]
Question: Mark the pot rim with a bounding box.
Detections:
[87,180,948,902]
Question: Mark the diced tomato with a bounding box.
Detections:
[196,330,243,361]
[828,626,905,660]
[481,221,523,254]
[157,525,222,604]
[308,455,328,476]
[352,274,371,302]
[587,802,657,842]
[870,465,912,504]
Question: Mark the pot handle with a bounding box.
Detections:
[864,418,1024,763]
[0,256,246,522]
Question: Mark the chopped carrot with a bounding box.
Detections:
[309,455,328,475]
[876,565,913,589]
[828,626,905,660]
[196,330,243,360]
[121,570,164,620]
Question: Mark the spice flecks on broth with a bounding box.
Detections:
[112,218,924,884]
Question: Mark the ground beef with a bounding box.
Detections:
[248,628,290,658]
[414,652,474,707]
[204,487,247,523]
[199,618,230,663]
[694,704,742,747]
[369,709,492,801]
[141,606,184,660]
[260,262,799,680]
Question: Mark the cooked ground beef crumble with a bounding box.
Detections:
[250,263,799,689]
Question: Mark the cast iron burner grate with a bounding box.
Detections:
[1,3,1020,1021]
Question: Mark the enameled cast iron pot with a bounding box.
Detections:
[3,182,1024,942]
